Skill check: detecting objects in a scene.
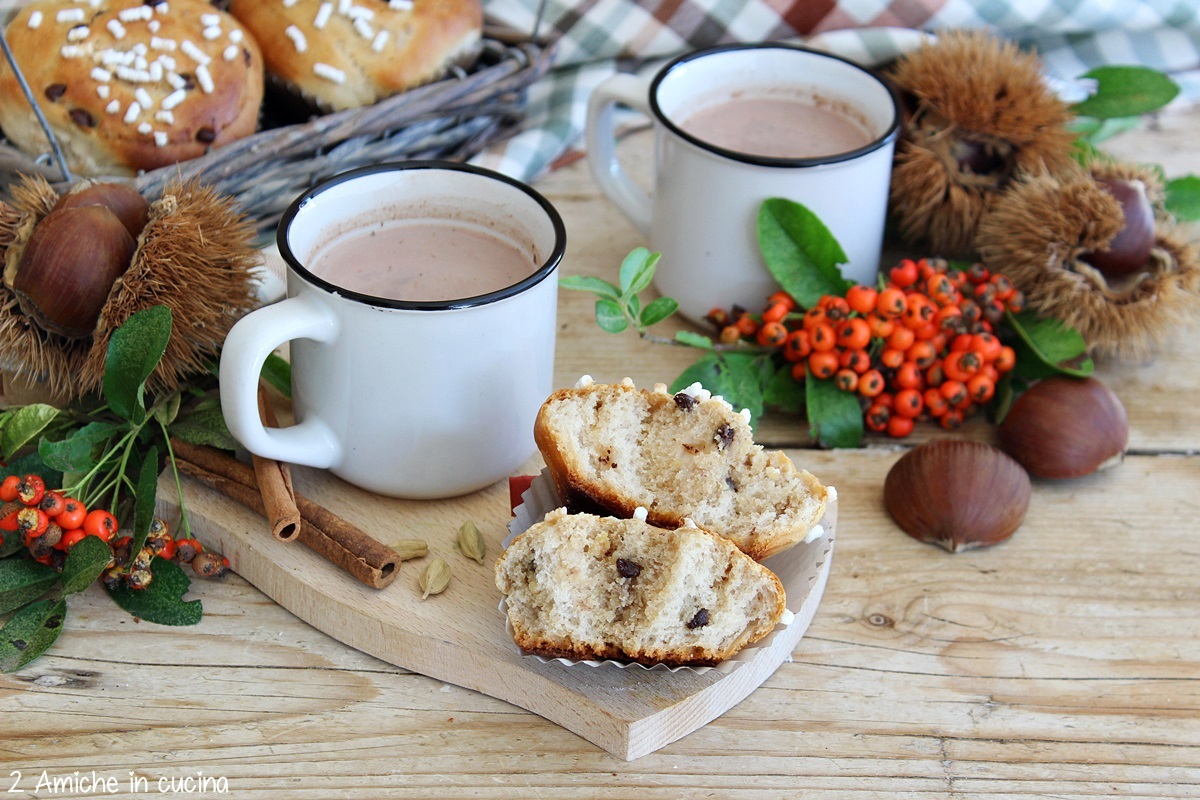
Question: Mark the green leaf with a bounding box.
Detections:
[153,393,182,427]
[627,252,659,297]
[1072,66,1180,119]
[639,297,678,328]
[669,353,765,427]
[106,557,202,626]
[558,275,621,300]
[1010,337,1064,381]
[0,559,59,615]
[1,404,59,461]
[103,305,173,422]
[1067,116,1102,138]
[260,353,293,401]
[0,531,22,558]
[1166,175,1200,222]
[0,452,63,492]
[59,535,113,596]
[618,247,658,297]
[1006,310,1094,378]
[1069,115,1142,145]
[38,421,118,473]
[0,598,66,672]
[763,365,805,414]
[757,199,850,308]
[595,298,628,333]
[991,372,1017,425]
[674,331,714,350]
[805,373,863,448]
[688,354,776,426]
[169,404,240,452]
[626,293,642,321]
[669,354,722,393]
[127,445,160,560]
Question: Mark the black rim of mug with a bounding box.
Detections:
[277,161,568,311]
[648,42,902,168]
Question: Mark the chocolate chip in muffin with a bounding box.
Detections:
[44,83,67,102]
[687,608,710,629]
[616,558,642,579]
[714,423,735,451]
[674,392,698,411]
[69,108,96,128]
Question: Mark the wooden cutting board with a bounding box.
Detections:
[157,465,836,761]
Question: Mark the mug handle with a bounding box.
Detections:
[586,73,653,235]
[219,294,343,469]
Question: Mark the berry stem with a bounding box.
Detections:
[637,329,773,354]
[160,422,192,538]
[62,426,136,504]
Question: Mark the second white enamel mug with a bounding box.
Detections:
[587,43,900,323]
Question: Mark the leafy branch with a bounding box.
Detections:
[559,248,678,340]
[560,247,769,354]
[0,305,286,669]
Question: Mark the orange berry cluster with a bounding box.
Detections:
[0,473,228,587]
[707,258,1025,438]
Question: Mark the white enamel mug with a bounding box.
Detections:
[219,162,565,499]
[587,43,900,323]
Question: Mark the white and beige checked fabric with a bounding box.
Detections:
[474,0,1200,180]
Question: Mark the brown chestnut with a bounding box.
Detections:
[14,205,136,339]
[1080,178,1156,279]
[52,181,150,240]
[884,439,1031,552]
[998,376,1128,479]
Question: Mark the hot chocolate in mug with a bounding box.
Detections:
[586,43,900,323]
[220,162,566,499]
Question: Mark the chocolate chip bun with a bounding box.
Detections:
[534,377,831,561]
[227,0,483,112]
[496,509,787,667]
[0,0,264,177]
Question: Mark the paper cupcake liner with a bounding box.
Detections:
[499,469,832,675]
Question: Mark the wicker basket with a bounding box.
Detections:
[0,28,554,238]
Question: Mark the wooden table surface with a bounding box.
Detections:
[4,98,1200,795]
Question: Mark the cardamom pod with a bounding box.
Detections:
[419,558,450,600]
[455,520,486,565]
[393,539,428,561]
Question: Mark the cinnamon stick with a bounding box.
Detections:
[253,386,302,542]
[171,439,405,589]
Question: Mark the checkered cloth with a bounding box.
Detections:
[473,0,1200,181]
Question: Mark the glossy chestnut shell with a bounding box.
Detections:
[884,439,1032,552]
[998,376,1128,479]
[13,205,135,338]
